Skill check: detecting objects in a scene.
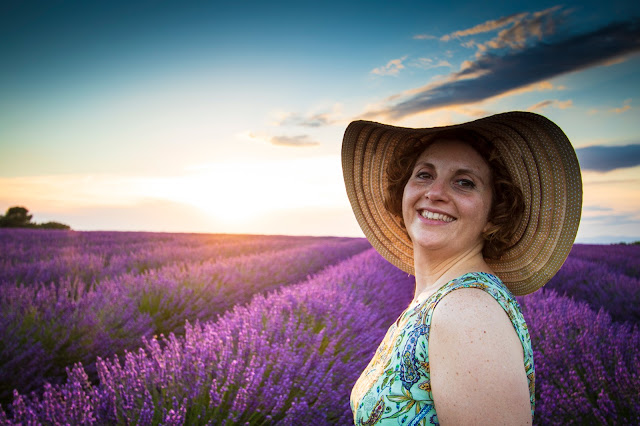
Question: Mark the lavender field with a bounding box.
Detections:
[0,229,638,425]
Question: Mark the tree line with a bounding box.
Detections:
[0,206,71,230]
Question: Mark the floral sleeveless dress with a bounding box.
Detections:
[350,272,535,425]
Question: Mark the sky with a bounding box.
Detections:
[1,0,639,243]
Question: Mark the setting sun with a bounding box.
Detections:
[140,157,345,225]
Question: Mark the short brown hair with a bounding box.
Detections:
[382,128,525,259]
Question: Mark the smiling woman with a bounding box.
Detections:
[342,111,582,425]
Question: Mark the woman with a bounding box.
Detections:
[341,112,582,425]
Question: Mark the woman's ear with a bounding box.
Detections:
[483,221,493,234]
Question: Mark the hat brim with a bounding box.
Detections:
[342,111,582,295]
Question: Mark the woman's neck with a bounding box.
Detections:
[412,242,493,301]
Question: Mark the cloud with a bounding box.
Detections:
[576,144,640,172]
[527,99,573,111]
[237,131,320,146]
[580,211,640,226]
[269,135,320,147]
[371,19,640,120]
[277,112,333,127]
[410,58,453,70]
[612,105,632,113]
[271,103,344,128]
[478,6,563,52]
[371,57,407,76]
[439,6,564,54]
[413,34,438,40]
[586,99,633,116]
[441,11,530,41]
[582,205,615,212]
[610,98,632,114]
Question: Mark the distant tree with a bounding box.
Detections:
[37,221,71,230]
[0,206,71,230]
[0,206,33,227]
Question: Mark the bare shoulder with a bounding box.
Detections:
[429,288,532,425]
[432,287,517,334]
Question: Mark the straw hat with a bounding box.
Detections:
[342,111,582,295]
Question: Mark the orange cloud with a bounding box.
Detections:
[527,99,573,111]
[610,99,632,114]
[371,57,407,76]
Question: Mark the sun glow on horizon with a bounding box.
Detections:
[0,157,348,227]
[160,157,346,224]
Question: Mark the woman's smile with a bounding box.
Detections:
[417,208,456,223]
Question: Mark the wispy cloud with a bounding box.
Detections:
[368,18,640,120]
[371,56,407,76]
[270,135,320,147]
[586,98,633,115]
[238,131,320,146]
[413,34,438,40]
[271,104,344,128]
[277,112,333,127]
[440,11,530,41]
[410,58,453,70]
[577,144,640,172]
[610,98,632,114]
[413,9,553,47]
[580,211,640,226]
[477,6,564,52]
[527,99,573,111]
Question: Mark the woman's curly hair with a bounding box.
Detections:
[382,128,525,259]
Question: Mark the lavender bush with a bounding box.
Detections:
[1,233,638,425]
[519,289,640,425]
[0,229,330,286]
[569,244,640,277]
[0,230,370,403]
[1,249,414,424]
[545,244,640,323]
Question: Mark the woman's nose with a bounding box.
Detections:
[425,178,448,201]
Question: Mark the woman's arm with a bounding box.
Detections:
[429,288,532,425]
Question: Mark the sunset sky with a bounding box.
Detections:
[1,0,639,242]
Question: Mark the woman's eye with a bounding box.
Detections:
[416,171,432,179]
[456,179,476,188]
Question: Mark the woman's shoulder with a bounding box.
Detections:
[430,272,524,349]
[427,273,532,424]
[431,282,516,331]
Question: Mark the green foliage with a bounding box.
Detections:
[0,206,33,227]
[0,206,71,230]
[37,221,71,230]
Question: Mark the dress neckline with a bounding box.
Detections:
[396,271,500,328]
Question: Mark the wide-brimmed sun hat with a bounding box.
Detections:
[342,111,582,295]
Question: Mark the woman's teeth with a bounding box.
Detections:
[420,210,455,222]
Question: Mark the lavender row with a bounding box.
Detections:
[545,249,640,323]
[4,247,638,424]
[1,229,250,263]
[568,244,640,277]
[0,238,371,403]
[0,229,338,286]
[2,243,638,423]
[518,289,640,425]
[1,248,416,425]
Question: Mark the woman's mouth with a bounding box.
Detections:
[419,209,456,223]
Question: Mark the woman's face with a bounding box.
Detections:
[402,139,493,256]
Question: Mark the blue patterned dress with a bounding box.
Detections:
[350,272,535,425]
